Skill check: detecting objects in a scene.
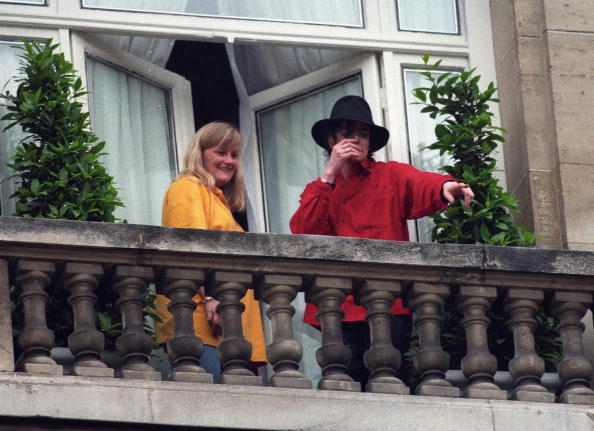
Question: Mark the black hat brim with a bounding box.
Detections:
[311,118,389,154]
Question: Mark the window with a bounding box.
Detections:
[242,53,382,233]
[0,28,61,216]
[258,76,362,234]
[402,68,458,242]
[396,0,459,34]
[82,0,364,27]
[70,34,194,225]
[86,56,176,226]
[0,0,45,4]
[0,40,25,216]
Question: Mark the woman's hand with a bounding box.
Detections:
[200,286,222,336]
[442,181,475,209]
[204,298,222,337]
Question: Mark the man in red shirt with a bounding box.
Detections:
[290,95,474,388]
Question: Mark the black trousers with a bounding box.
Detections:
[342,314,412,389]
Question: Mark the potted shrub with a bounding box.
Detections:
[404,55,561,389]
[0,39,131,363]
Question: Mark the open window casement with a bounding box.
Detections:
[238,52,383,235]
[70,32,194,226]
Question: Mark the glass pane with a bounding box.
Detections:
[83,0,363,27]
[86,55,176,226]
[0,0,45,4]
[0,41,26,217]
[403,68,455,242]
[397,0,459,34]
[257,75,362,384]
[258,76,362,234]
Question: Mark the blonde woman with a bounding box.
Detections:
[155,122,266,381]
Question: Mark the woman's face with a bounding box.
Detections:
[202,142,239,187]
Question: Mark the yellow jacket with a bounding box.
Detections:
[155,176,266,364]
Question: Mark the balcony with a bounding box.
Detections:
[0,216,593,430]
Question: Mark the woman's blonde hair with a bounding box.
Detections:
[178,122,245,211]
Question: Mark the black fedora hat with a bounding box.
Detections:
[311,95,389,153]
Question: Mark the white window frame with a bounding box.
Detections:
[0,0,474,54]
[395,0,462,35]
[243,53,382,233]
[81,0,366,29]
[69,32,194,170]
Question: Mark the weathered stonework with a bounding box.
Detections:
[490,0,594,251]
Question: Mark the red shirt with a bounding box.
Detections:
[290,158,453,325]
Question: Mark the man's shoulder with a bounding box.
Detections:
[369,160,412,174]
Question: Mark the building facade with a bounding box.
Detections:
[0,1,593,429]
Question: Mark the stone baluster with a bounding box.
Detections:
[15,260,62,375]
[307,276,360,392]
[159,268,212,383]
[64,262,114,377]
[356,279,409,394]
[112,265,160,380]
[457,285,506,399]
[409,282,459,397]
[551,291,594,404]
[258,274,311,389]
[210,271,262,386]
[504,288,555,402]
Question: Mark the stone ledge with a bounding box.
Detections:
[1,216,593,279]
[0,372,591,431]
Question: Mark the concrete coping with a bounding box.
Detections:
[0,216,592,282]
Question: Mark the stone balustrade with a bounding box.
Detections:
[1,216,593,406]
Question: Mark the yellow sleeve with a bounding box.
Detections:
[162,177,210,229]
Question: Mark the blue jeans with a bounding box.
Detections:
[200,344,221,383]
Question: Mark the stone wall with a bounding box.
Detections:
[490,0,594,251]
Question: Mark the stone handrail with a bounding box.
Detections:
[0,216,593,404]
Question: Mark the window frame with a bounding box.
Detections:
[243,53,382,233]
[81,0,366,29]
[69,32,194,171]
[0,0,472,53]
[395,0,461,35]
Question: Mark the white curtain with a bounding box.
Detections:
[86,2,187,225]
[0,41,25,217]
[397,0,458,33]
[93,34,175,68]
[232,44,356,95]
[86,56,175,226]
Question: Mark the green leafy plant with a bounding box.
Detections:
[412,54,536,246]
[2,39,136,355]
[403,56,561,385]
[0,38,123,221]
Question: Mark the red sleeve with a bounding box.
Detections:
[392,163,455,220]
[290,179,335,235]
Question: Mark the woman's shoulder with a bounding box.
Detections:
[169,176,209,193]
